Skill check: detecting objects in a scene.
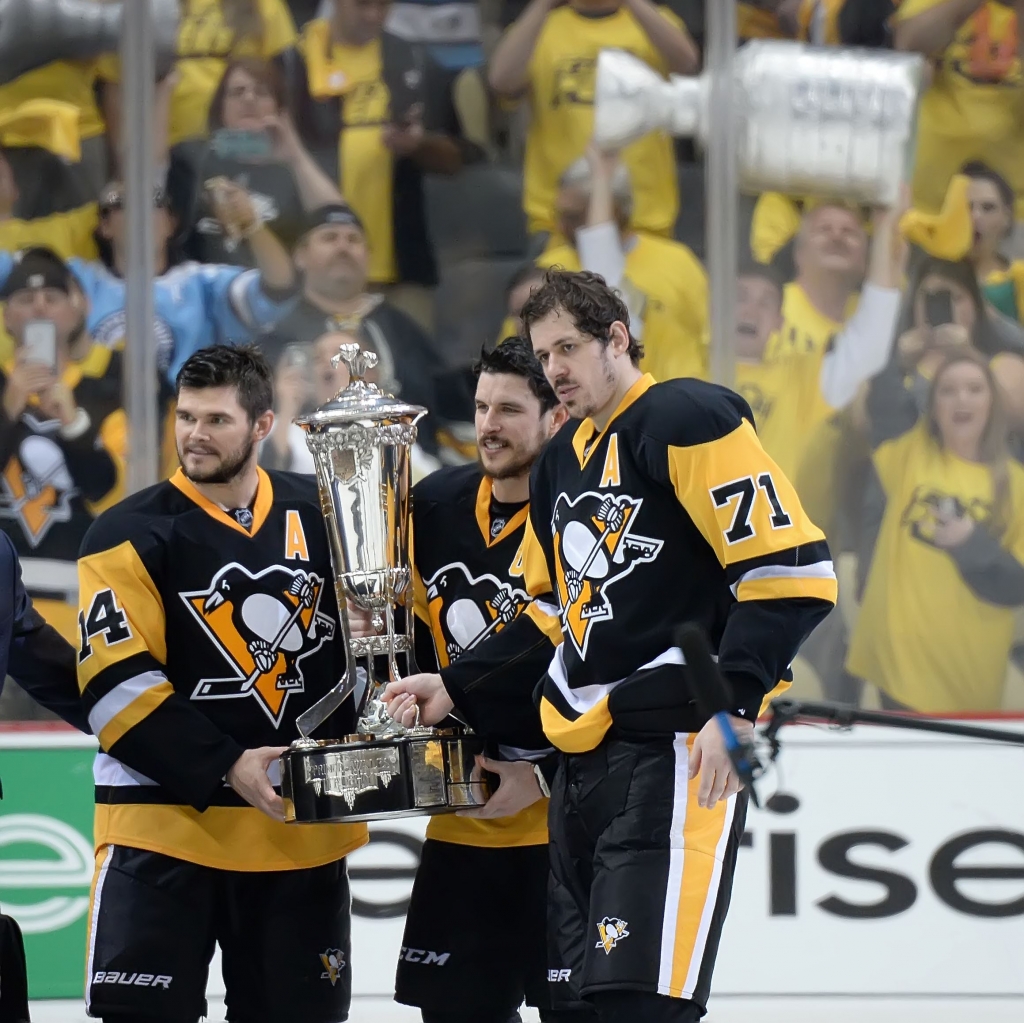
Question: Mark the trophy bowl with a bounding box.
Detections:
[280,344,492,823]
[281,729,491,824]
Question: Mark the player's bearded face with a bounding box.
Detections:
[530,309,618,421]
[475,371,550,479]
[175,386,260,485]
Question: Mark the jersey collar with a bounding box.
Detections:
[170,466,274,537]
[571,373,656,469]
[474,474,530,548]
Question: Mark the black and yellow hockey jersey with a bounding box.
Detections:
[441,374,837,754]
[76,467,367,871]
[411,464,548,849]
[0,345,126,641]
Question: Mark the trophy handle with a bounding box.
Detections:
[295,593,363,738]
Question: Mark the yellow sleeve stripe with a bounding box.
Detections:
[525,600,564,646]
[94,677,175,750]
[78,540,167,688]
[736,575,838,604]
[667,420,827,569]
[540,694,614,754]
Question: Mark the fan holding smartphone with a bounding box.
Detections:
[0,248,126,645]
[895,258,987,374]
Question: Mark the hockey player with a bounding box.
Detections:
[386,270,837,1022]
[395,337,584,1023]
[76,345,365,1023]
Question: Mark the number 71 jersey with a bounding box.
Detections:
[523,374,837,750]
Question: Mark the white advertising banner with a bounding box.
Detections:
[345,722,1024,998]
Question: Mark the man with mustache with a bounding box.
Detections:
[385,269,837,1022]
[393,337,580,1023]
[263,203,440,454]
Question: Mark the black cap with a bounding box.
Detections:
[299,203,365,240]
[0,248,74,300]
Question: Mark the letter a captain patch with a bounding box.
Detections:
[599,434,621,488]
[284,509,309,561]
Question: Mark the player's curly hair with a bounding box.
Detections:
[474,336,558,412]
[519,268,643,366]
[176,344,273,424]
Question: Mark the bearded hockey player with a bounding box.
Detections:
[386,270,837,1022]
[76,345,365,1023]
[393,337,586,1023]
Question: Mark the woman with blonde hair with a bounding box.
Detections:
[848,347,1024,712]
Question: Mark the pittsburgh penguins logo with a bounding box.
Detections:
[0,431,77,547]
[424,562,530,668]
[900,486,990,546]
[182,563,335,727]
[552,491,663,658]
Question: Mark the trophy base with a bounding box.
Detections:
[280,728,491,823]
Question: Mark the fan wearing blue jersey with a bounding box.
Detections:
[0,180,299,384]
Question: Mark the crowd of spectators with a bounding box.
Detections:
[2,0,1024,721]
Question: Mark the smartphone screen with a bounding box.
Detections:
[924,289,954,328]
[210,129,273,161]
[22,320,57,369]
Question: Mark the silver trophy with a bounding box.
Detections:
[280,344,490,823]
[594,40,925,206]
[0,0,180,86]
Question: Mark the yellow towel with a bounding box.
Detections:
[0,99,82,163]
[899,174,973,262]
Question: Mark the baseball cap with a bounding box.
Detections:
[0,247,74,300]
[299,203,366,240]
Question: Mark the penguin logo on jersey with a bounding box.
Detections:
[181,563,335,727]
[901,487,991,546]
[0,432,77,547]
[552,491,663,658]
[424,563,530,667]
[595,917,630,954]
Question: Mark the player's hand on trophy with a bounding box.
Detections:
[383,673,455,727]
[457,757,544,819]
[227,747,289,820]
[345,599,379,639]
[688,715,755,811]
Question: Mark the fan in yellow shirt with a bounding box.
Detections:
[765,202,868,361]
[894,0,1024,219]
[849,347,1024,712]
[537,146,708,381]
[100,0,298,149]
[294,2,469,291]
[732,202,904,489]
[488,0,698,239]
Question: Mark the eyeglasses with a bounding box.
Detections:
[100,188,171,214]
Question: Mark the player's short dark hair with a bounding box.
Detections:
[961,160,1015,215]
[175,344,273,423]
[520,268,644,366]
[473,336,559,412]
